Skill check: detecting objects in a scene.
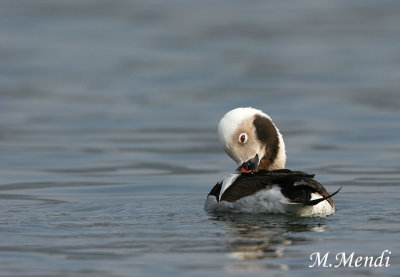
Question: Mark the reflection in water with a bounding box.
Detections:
[210,213,327,271]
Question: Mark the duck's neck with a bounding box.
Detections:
[258,134,286,170]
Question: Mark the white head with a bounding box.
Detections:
[218,107,286,171]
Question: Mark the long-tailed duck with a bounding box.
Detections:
[204,107,341,216]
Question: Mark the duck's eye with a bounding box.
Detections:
[239,133,248,144]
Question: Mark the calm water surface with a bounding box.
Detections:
[1,1,400,276]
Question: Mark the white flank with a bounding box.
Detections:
[204,188,335,216]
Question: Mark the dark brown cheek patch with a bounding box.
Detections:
[253,115,279,168]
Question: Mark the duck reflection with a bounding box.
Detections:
[209,213,327,271]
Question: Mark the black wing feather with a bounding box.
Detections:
[209,169,339,207]
[208,182,222,199]
[220,176,272,202]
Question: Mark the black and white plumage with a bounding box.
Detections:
[204,107,340,216]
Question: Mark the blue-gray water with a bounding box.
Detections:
[1,1,400,276]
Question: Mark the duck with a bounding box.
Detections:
[204,107,341,216]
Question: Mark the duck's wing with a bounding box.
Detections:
[280,176,341,207]
[219,175,272,202]
[292,179,341,206]
[217,171,305,203]
[211,170,341,206]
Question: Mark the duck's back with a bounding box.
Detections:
[204,169,337,216]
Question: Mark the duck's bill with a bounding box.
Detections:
[237,154,259,173]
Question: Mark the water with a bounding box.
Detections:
[1,0,400,276]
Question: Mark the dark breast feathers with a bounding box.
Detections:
[208,169,339,207]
